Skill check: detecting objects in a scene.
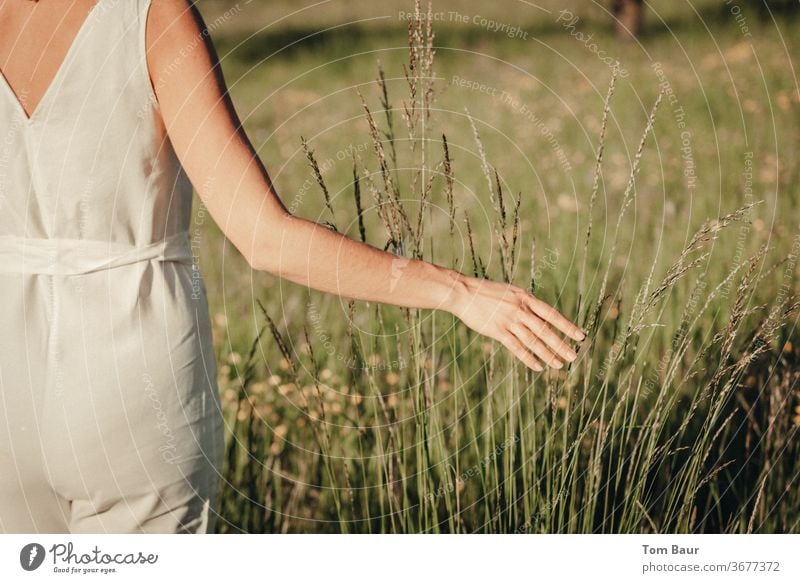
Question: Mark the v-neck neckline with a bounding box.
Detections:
[0,0,107,124]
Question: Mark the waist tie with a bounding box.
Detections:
[0,230,193,275]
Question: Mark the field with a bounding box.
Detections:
[190,0,800,533]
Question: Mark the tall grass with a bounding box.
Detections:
[214,1,799,533]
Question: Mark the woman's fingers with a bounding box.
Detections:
[526,295,585,342]
[520,310,579,364]
[500,332,545,372]
[452,278,584,372]
[509,321,564,369]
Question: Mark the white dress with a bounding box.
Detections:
[0,0,224,533]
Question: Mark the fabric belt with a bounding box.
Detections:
[0,230,193,275]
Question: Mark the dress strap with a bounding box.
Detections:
[0,231,193,275]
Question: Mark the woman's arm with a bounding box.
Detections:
[145,0,584,371]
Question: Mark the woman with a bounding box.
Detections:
[0,0,584,534]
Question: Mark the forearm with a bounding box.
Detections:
[252,213,468,313]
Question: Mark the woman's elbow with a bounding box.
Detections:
[244,211,293,273]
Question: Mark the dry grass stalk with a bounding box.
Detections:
[352,149,400,250]
[466,107,497,208]
[590,89,664,333]
[300,135,337,230]
[401,0,436,149]
[509,192,522,275]
[358,89,412,248]
[442,133,455,235]
[578,68,618,318]
[412,160,443,259]
[376,61,398,166]
[466,109,515,281]
[464,210,486,278]
[422,0,436,123]
[351,152,367,242]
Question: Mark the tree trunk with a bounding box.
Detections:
[612,0,644,41]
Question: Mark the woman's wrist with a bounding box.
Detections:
[402,258,470,314]
[438,266,472,317]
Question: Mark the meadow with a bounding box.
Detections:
[191,0,800,533]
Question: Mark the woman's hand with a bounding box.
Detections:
[448,276,585,372]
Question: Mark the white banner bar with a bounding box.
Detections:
[1,534,797,582]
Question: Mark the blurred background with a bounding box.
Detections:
[187,0,800,533]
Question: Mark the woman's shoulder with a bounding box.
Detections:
[146,0,205,37]
[144,0,231,128]
[145,0,218,81]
